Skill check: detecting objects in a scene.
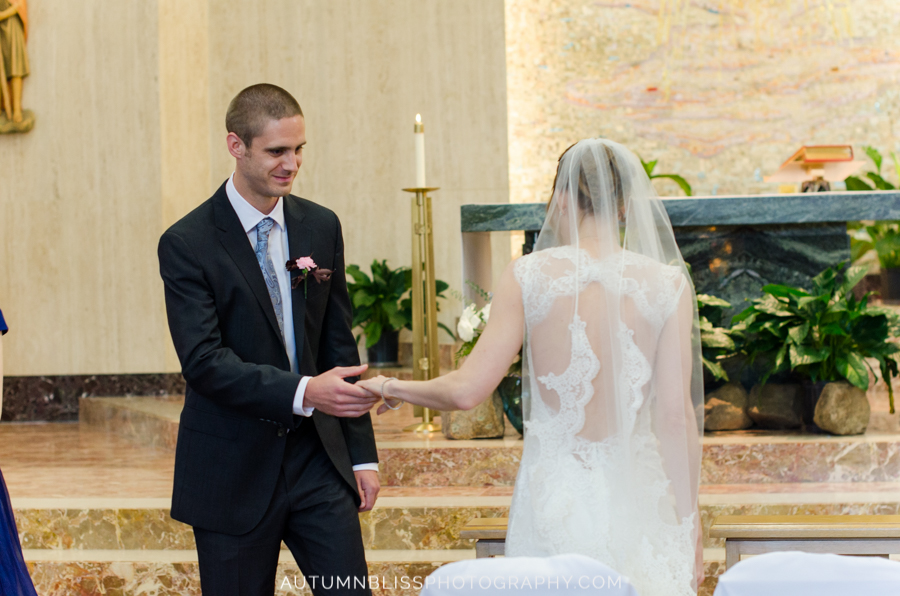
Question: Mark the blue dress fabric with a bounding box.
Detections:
[0,310,38,596]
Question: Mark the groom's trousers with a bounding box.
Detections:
[193,419,371,596]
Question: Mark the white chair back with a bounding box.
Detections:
[714,551,900,596]
[420,554,638,595]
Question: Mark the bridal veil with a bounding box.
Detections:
[506,139,703,594]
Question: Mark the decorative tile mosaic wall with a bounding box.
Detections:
[506,0,900,202]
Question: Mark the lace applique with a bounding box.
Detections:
[617,322,653,419]
[536,316,601,437]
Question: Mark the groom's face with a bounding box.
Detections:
[236,115,306,200]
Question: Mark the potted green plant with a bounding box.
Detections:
[346,260,453,366]
[346,260,409,366]
[844,147,900,301]
[732,263,900,430]
[849,223,900,302]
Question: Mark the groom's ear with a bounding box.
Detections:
[226,132,249,160]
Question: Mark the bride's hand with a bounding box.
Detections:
[356,376,385,397]
[357,376,403,415]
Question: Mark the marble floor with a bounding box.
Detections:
[5,400,900,595]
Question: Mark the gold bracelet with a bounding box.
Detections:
[381,377,403,410]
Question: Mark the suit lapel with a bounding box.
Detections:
[284,196,309,367]
[213,189,284,344]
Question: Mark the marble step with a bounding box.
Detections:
[20,548,725,596]
[79,396,181,451]
[15,484,900,552]
[22,549,465,596]
[80,397,900,485]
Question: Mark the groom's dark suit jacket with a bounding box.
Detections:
[158,181,377,536]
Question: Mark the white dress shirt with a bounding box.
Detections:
[226,175,378,473]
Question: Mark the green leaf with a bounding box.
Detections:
[702,356,729,381]
[701,328,735,350]
[650,173,693,196]
[640,157,657,177]
[774,343,788,370]
[845,175,874,191]
[787,323,809,345]
[763,284,807,299]
[730,306,756,324]
[345,266,371,285]
[755,295,795,317]
[364,320,383,348]
[836,352,869,390]
[789,344,828,367]
[867,172,896,190]
[353,290,377,308]
[697,294,731,308]
[438,322,456,341]
[865,145,884,175]
[819,322,848,337]
[839,266,867,295]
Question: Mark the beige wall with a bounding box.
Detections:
[0,0,510,376]
[0,0,168,376]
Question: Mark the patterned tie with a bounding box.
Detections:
[254,217,285,342]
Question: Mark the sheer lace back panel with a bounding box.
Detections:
[515,247,685,444]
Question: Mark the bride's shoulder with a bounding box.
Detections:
[514,246,576,272]
[623,251,688,284]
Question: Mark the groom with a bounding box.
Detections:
[158,84,380,595]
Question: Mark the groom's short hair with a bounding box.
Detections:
[226,84,303,148]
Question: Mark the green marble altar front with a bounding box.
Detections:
[461,191,900,314]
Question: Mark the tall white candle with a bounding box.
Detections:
[414,114,426,187]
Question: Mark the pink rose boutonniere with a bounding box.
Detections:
[286,256,333,297]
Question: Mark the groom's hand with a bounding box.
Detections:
[354,470,380,512]
[305,365,380,417]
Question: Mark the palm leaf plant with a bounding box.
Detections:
[731,263,900,412]
[640,157,693,196]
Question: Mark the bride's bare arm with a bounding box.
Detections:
[360,261,524,412]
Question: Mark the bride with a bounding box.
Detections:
[360,139,704,595]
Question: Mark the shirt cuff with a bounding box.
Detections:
[292,376,315,417]
[352,463,379,473]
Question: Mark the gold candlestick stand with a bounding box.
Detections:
[402,186,441,433]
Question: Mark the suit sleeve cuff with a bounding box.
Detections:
[351,463,379,473]
[292,376,315,417]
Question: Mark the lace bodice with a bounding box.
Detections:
[514,246,685,330]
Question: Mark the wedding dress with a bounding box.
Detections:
[504,140,703,595]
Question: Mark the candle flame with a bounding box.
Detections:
[416,114,422,124]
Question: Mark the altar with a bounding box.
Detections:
[461,191,900,315]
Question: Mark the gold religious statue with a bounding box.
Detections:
[0,0,32,133]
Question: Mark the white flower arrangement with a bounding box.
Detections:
[456,302,491,362]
